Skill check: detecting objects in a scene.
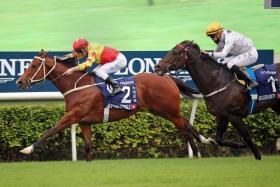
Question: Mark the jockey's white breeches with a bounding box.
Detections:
[219,48,258,69]
[94,53,127,80]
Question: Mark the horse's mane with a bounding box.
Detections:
[38,51,77,68]
[56,58,78,67]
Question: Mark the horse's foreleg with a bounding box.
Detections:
[20,112,79,154]
[79,123,93,161]
[229,116,261,160]
[215,118,246,148]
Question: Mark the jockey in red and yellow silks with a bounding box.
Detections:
[63,38,127,95]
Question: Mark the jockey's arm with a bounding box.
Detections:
[78,55,96,70]
[210,39,233,58]
[64,54,96,75]
[57,53,76,61]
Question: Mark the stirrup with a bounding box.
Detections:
[247,81,259,89]
[111,87,122,95]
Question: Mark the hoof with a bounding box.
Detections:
[255,154,262,160]
[20,145,34,154]
[209,138,218,145]
[199,135,215,144]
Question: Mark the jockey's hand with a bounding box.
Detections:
[201,51,209,56]
[63,68,74,76]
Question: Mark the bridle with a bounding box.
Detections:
[176,43,201,65]
[29,56,57,83]
[164,43,201,72]
[24,56,67,92]
[30,56,66,84]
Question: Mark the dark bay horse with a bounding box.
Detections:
[17,50,212,160]
[155,40,280,160]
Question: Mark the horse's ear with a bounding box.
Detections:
[39,49,48,57]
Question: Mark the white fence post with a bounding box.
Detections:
[71,124,77,161]
[188,99,201,158]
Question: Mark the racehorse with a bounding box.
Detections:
[154,40,280,160]
[17,50,212,160]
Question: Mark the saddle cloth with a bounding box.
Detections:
[95,76,138,110]
[246,64,280,114]
[254,64,280,101]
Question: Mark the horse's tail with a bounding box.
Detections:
[169,76,201,98]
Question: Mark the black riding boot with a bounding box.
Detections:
[231,65,259,89]
[105,77,122,95]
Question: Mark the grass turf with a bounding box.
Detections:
[0,0,279,52]
[0,156,280,187]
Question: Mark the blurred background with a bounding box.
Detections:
[0,0,279,54]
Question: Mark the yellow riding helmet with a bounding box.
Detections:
[206,22,224,36]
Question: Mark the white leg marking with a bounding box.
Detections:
[199,135,216,144]
[20,145,34,154]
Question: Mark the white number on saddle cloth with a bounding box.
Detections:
[268,76,277,92]
[121,86,131,104]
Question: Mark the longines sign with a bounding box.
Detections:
[0,50,274,93]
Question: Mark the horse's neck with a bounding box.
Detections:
[47,61,93,94]
[187,58,234,95]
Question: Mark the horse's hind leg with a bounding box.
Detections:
[79,123,93,161]
[229,115,261,160]
[215,117,246,148]
[162,113,199,157]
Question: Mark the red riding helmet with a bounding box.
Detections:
[73,38,89,51]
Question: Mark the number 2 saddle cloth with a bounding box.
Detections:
[94,76,138,110]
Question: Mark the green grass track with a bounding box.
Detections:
[0,0,279,52]
[0,156,279,187]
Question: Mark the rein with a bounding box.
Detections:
[203,77,237,97]
[29,56,108,96]
[63,76,125,97]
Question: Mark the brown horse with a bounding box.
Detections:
[155,40,280,160]
[17,50,212,160]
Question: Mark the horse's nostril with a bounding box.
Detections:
[17,80,23,85]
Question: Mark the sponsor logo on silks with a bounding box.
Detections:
[264,0,280,9]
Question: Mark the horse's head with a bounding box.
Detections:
[17,49,56,89]
[154,40,201,75]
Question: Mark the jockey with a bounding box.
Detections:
[63,38,127,95]
[203,22,259,89]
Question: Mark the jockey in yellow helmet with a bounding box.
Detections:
[63,38,127,95]
[203,22,259,89]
